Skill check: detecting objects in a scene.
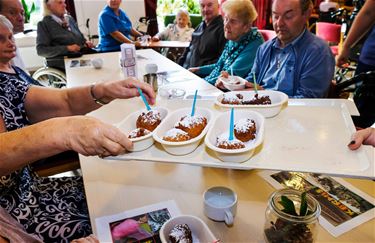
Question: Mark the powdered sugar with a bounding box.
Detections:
[164,128,189,138]
[235,119,256,133]
[175,115,206,128]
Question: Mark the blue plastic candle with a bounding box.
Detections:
[253,72,258,95]
[229,108,234,141]
[137,87,151,111]
[191,90,198,116]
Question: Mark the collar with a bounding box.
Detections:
[274,28,307,49]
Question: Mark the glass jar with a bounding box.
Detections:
[264,188,321,243]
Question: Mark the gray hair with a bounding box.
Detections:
[43,0,52,16]
[0,14,13,31]
[174,9,192,28]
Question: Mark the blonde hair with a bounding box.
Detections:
[222,0,258,24]
[0,14,13,31]
[174,9,192,28]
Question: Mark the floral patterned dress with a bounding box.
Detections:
[0,67,92,242]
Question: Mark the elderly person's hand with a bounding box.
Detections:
[71,234,99,243]
[244,81,263,91]
[348,127,375,150]
[91,77,156,105]
[151,36,160,42]
[67,44,81,52]
[336,47,351,68]
[85,40,95,49]
[63,116,131,157]
[188,67,199,73]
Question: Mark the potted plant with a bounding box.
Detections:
[21,0,36,23]
[264,189,321,243]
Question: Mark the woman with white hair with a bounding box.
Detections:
[189,0,263,86]
[36,0,95,71]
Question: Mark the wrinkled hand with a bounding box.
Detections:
[67,44,81,52]
[336,47,350,67]
[85,40,95,48]
[151,36,160,42]
[93,77,156,105]
[244,81,263,91]
[71,234,99,243]
[221,71,229,79]
[134,41,142,47]
[348,127,375,150]
[64,116,132,157]
[188,67,199,73]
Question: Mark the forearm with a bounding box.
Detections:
[25,86,102,123]
[130,28,142,38]
[36,44,69,58]
[110,31,133,44]
[342,0,375,49]
[0,118,68,176]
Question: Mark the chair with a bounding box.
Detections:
[258,29,276,42]
[32,66,67,88]
[315,22,341,55]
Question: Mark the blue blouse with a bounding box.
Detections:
[197,28,263,85]
[98,5,133,52]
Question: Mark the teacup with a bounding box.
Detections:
[203,186,237,226]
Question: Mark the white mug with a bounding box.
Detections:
[203,186,237,226]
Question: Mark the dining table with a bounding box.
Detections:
[65,49,374,242]
[138,40,190,49]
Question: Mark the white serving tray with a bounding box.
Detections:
[109,99,374,179]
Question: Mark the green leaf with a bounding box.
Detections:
[300,191,308,216]
[279,195,298,216]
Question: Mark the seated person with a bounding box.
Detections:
[241,0,335,98]
[178,0,226,69]
[36,0,95,71]
[152,9,194,61]
[188,0,263,85]
[0,15,155,242]
[97,0,143,52]
[0,0,27,72]
[152,9,194,42]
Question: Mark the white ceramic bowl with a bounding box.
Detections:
[117,107,168,152]
[218,76,246,91]
[153,107,213,155]
[204,110,265,162]
[215,90,288,118]
[159,215,217,243]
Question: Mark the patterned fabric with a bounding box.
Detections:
[201,28,263,84]
[0,68,92,242]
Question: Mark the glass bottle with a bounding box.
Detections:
[264,188,321,243]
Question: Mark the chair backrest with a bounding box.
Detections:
[316,22,341,43]
[258,29,276,41]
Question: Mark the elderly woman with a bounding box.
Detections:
[36,0,95,71]
[189,0,263,86]
[97,0,143,52]
[0,15,155,242]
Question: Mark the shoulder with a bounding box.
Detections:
[38,16,52,26]
[297,31,332,56]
